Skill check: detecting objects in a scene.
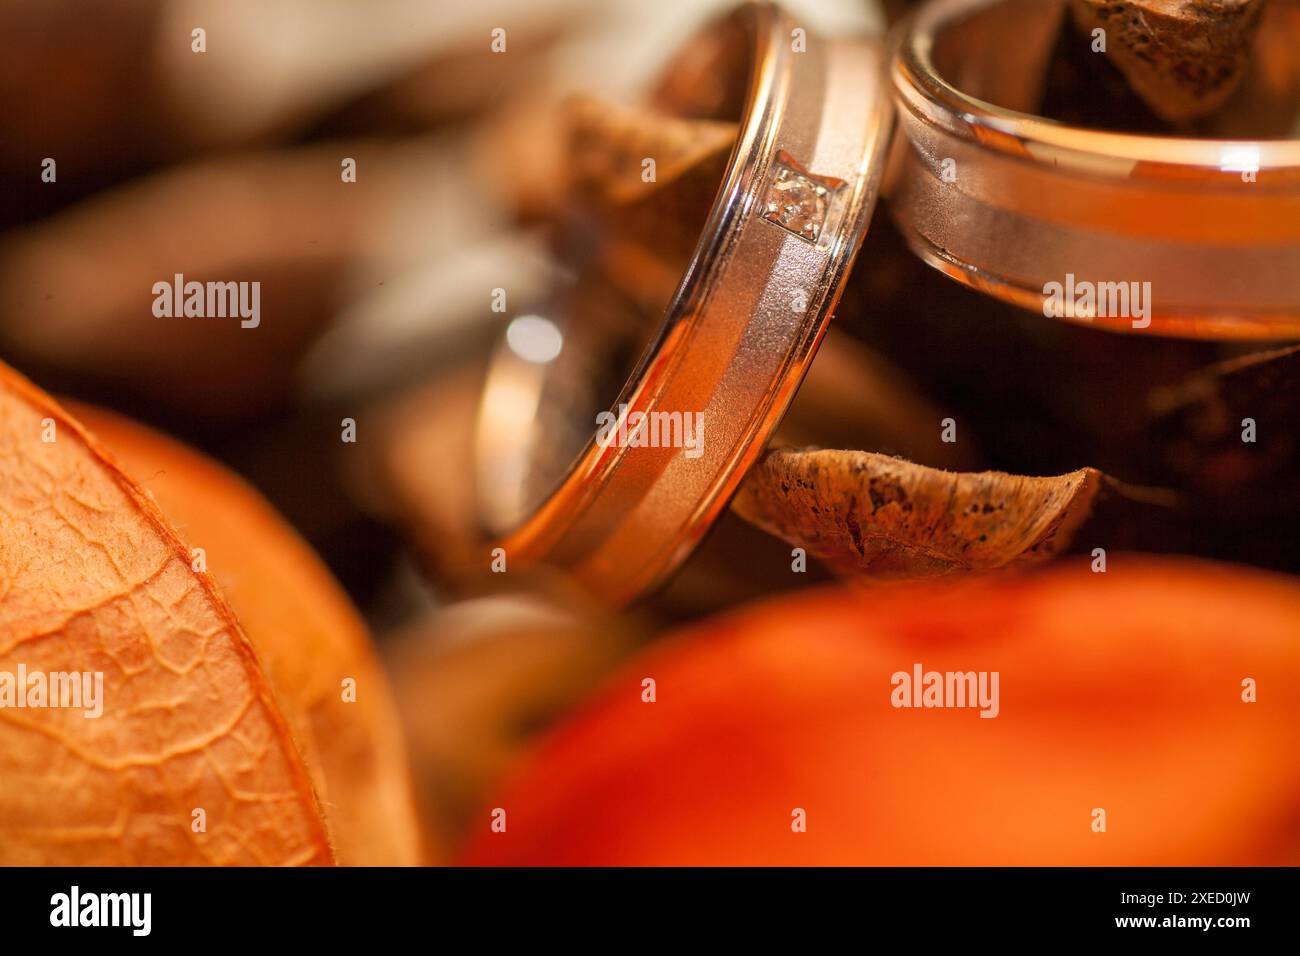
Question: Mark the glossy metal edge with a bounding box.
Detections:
[887,0,1300,337]
[481,3,892,604]
[895,0,1300,177]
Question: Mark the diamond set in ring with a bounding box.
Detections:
[761,151,848,243]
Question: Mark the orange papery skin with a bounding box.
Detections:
[69,402,428,866]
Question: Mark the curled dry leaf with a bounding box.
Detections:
[731,448,1102,578]
[1147,344,1300,517]
[1068,0,1266,123]
[562,96,737,315]
[564,93,738,206]
[0,362,421,864]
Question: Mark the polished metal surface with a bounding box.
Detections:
[475,2,892,604]
[888,0,1300,338]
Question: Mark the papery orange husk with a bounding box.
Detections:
[69,402,428,865]
[0,362,422,864]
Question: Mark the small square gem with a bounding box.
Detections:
[760,153,846,243]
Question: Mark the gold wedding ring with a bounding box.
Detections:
[471,0,1300,607]
[888,0,1300,338]
[476,3,892,604]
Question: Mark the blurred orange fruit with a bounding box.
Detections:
[463,558,1300,865]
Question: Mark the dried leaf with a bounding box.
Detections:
[1147,344,1300,520]
[0,362,333,864]
[731,448,1102,578]
[69,403,428,865]
[561,95,738,313]
[564,94,737,206]
[1068,0,1265,123]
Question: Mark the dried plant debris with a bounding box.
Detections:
[1147,344,1300,517]
[564,94,737,207]
[1068,0,1266,123]
[731,448,1106,579]
[561,96,739,320]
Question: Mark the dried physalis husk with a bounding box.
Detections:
[0,362,424,864]
[69,402,429,865]
[731,448,1104,578]
[1069,0,1266,123]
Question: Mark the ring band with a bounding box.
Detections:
[475,3,891,604]
[887,0,1300,338]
